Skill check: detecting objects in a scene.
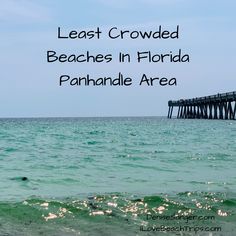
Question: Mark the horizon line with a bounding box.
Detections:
[0,115,167,119]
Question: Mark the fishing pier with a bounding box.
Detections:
[168,91,236,119]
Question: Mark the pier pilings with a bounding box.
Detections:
[168,91,236,120]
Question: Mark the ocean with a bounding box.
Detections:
[0,117,235,236]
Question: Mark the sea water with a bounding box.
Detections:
[0,117,235,235]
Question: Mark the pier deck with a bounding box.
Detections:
[168,91,236,119]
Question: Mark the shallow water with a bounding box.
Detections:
[0,117,235,235]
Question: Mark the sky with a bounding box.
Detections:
[0,0,235,117]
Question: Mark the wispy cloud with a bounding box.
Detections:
[0,0,51,23]
[97,0,184,8]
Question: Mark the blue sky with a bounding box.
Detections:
[0,0,235,117]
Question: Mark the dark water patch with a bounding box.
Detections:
[4,147,18,153]
[188,181,206,185]
[88,130,106,135]
[223,199,236,207]
[128,132,137,137]
[10,177,29,182]
[86,141,101,145]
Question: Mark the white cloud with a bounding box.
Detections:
[0,0,50,23]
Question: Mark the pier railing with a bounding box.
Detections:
[168,91,236,119]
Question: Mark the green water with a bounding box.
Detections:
[0,117,235,235]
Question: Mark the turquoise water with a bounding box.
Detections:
[0,117,236,235]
